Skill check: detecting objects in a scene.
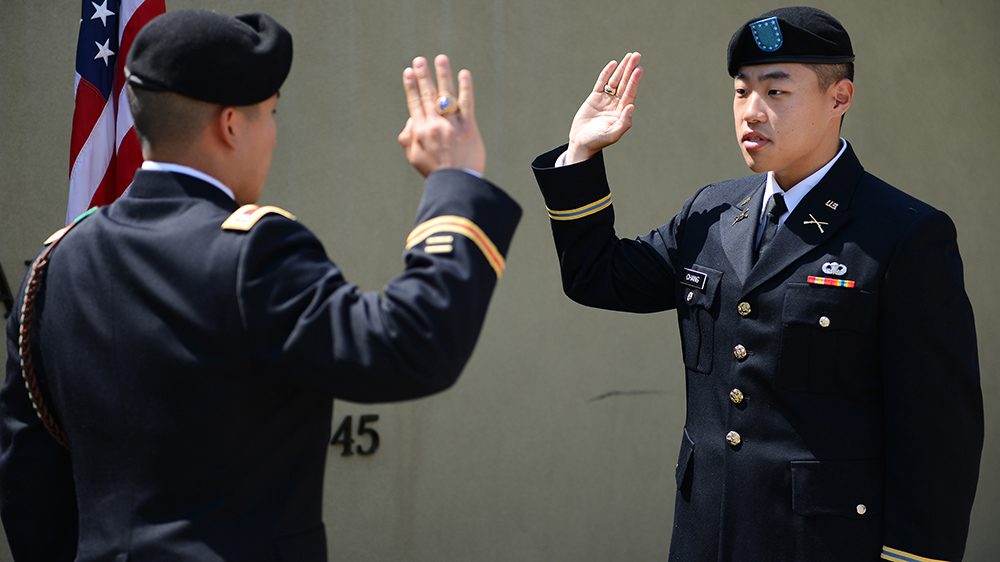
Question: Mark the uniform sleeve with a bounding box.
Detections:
[531,144,682,313]
[237,169,521,403]
[0,282,78,561]
[879,210,983,562]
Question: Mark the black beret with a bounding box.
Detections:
[125,10,292,106]
[727,6,853,77]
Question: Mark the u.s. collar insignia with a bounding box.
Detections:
[749,17,783,52]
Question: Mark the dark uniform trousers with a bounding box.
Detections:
[0,169,521,561]
[532,143,982,562]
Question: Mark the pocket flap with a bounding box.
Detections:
[675,427,695,488]
[791,459,883,517]
[782,284,875,333]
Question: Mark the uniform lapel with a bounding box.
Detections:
[742,144,865,296]
[720,177,766,286]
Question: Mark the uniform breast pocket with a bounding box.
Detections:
[677,264,722,374]
[778,284,877,394]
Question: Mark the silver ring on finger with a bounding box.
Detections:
[603,84,617,96]
[436,95,459,116]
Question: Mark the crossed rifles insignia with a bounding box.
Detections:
[803,213,829,234]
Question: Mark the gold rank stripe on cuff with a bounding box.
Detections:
[406,215,505,279]
[424,244,453,254]
[546,193,612,221]
[426,235,454,245]
[881,546,950,562]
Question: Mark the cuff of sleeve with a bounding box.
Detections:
[531,144,613,221]
[411,169,523,277]
[435,167,483,179]
[881,546,951,562]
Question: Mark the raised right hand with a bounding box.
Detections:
[398,55,485,177]
[565,52,643,165]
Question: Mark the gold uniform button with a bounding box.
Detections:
[733,345,748,361]
[726,431,742,447]
[737,302,752,316]
[856,504,867,515]
[819,316,831,328]
[729,388,744,404]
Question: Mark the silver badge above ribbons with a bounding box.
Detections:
[749,16,783,52]
[822,261,848,276]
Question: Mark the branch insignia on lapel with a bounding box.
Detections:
[803,213,829,234]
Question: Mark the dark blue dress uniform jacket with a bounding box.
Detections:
[0,168,521,561]
[532,143,982,562]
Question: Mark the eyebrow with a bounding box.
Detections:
[735,70,792,82]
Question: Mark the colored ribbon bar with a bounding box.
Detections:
[807,275,856,288]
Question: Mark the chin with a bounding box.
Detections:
[741,152,765,173]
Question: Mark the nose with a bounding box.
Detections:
[741,92,767,124]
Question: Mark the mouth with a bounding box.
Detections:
[741,131,770,153]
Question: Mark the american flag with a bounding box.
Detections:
[68,0,165,224]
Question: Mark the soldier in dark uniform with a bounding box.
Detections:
[0,9,520,561]
[532,6,981,561]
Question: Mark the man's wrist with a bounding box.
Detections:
[565,142,597,166]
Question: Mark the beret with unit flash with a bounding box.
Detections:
[727,6,854,77]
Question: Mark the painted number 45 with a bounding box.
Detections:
[330,414,380,457]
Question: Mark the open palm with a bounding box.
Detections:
[566,52,644,164]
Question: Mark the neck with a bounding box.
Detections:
[144,143,242,198]
[772,134,841,190]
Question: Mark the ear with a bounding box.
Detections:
[214,106,240,150]
[831,79,854,115]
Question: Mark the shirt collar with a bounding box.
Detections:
[759,138,848,227]
[140,161,236,201]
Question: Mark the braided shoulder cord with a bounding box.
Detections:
[16,218,88,450]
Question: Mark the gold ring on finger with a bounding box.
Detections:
[436,95,459,115]
[603,84,617,96]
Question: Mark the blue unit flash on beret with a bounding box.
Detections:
[749,17,783,52]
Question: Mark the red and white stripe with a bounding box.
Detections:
[67,0,164,224]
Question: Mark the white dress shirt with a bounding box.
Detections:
[757,138,847,233]
[140,161,236,201]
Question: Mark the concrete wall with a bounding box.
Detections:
[2,1,998,560]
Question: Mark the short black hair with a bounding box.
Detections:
[126,85,219,150]
[803,62,854,129]
[804,62,854,91]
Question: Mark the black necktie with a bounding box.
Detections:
[754,192,787,263]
